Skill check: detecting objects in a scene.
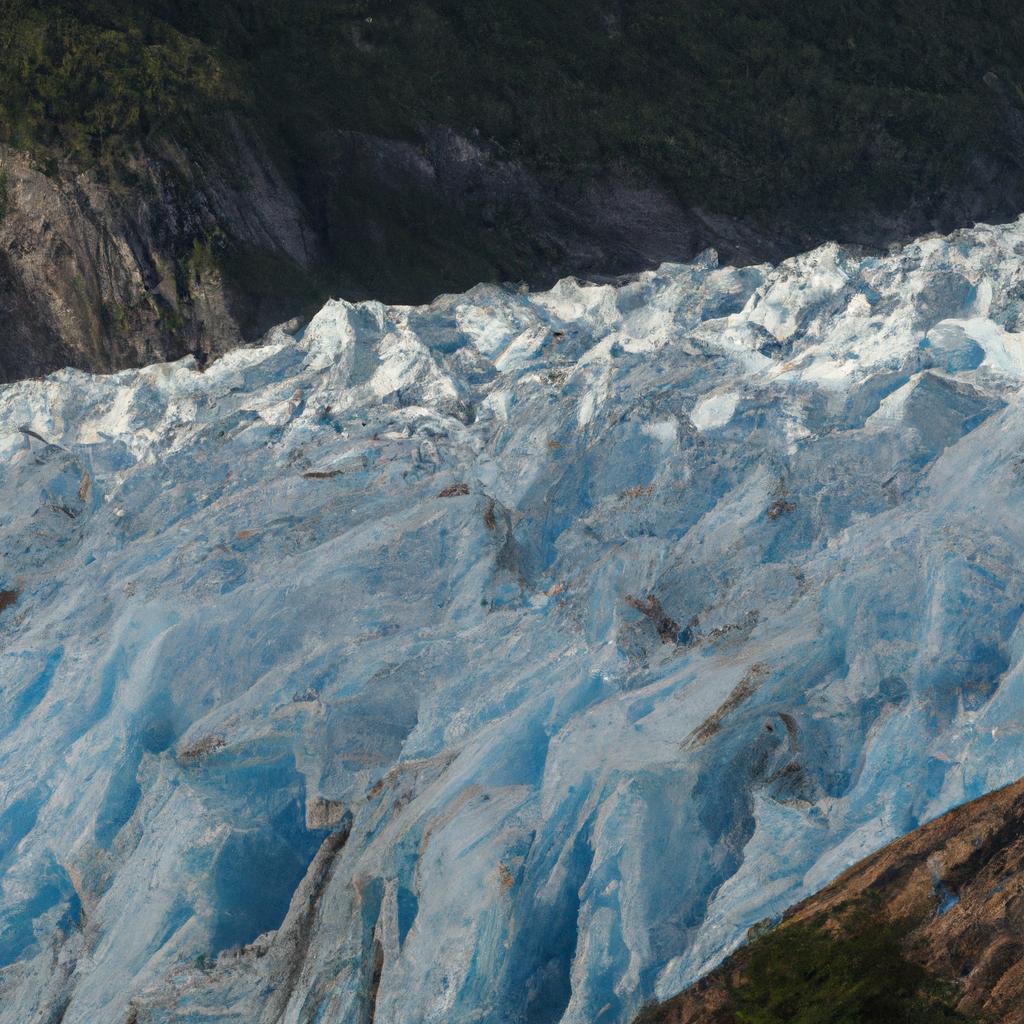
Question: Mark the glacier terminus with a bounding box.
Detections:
[3,219,1024,1022]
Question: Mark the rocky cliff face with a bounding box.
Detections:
[0,125,788,384]
[637,775,1024,1024]
[0,125,320,383]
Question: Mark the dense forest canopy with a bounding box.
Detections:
[2,0,1024,228]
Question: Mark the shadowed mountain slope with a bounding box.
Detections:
[6,0,1024,377]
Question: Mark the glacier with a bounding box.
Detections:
[3,219,1024,1023]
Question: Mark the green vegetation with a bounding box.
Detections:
[0,1,227,175]
[4,0,1024,224]
[4,0,1024,311]
[0,166,8,222]
[185,229,226,288]
[732,900,974,1024]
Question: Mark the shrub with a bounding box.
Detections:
[0,0,227,171]
[733,900,974,1024]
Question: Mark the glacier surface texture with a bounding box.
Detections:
[3,221,1024,1023]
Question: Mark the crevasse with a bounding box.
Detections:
[2,221,1024,1022]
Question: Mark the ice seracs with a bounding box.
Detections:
[3,219,1024,1022]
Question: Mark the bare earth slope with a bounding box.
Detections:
[638,776,1024,1024]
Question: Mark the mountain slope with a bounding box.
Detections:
[636,775,1024,1024]
[7,0,1024,378]
[4,218,1024,1021]
[0,132,320,381]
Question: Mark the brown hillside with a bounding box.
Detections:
[638,777,1024,1024]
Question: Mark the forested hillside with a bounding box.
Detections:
[3,0,1024,376]
[8,0,1024,219]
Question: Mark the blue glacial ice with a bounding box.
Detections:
[3,221,1024,1022]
